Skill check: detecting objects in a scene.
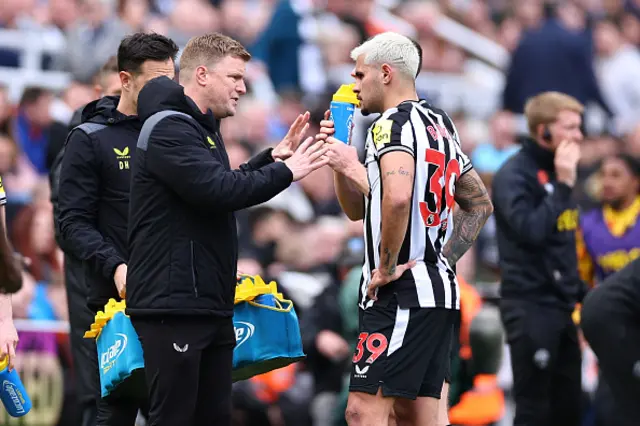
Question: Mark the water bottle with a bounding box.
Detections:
[0,357,32,417]
[330,84,360,144]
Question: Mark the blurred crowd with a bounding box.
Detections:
[1,0,640,425]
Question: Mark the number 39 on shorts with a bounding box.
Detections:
[419,148,460,227]
[353,332,389,364]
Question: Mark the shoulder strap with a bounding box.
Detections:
[59,122,108,151]
[52,121,108,185]
[137,110,193,152]
[74,122,108,136]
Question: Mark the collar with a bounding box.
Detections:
[184,96,219,133]
[603,196,640,237]
[522,137,555,170]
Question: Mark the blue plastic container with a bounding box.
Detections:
[0,357,31,417]
[330,84,359,144]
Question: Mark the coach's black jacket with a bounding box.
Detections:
[58,96,140,307]
[492,138,586,311]
[125,76,293,317]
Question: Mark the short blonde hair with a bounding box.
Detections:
[179,33,251,74]
[525,92,584,136]
[350,32,420,80]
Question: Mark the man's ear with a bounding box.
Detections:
[195,66,208,86]
[119,71,132,93]
[381,63,393,85]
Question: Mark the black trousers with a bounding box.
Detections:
[582,260,640,426]
[64,255,99,426]
[500,299,582,426]
[132,316,236,426]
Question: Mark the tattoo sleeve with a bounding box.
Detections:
[442,169,493,266]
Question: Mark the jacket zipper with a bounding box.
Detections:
[190,241,199,297]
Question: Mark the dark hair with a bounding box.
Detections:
[117,32,179,74]
[19,87,50,108]
[607,153,640,178]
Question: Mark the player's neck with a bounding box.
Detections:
[383,88,419,112]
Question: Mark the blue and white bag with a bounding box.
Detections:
[85,300,145,398]
[232,275,306,382]
[85,275,306,391]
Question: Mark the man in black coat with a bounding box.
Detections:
[492,91,587,426]
[57,33,179,426]
[126,32,328,426]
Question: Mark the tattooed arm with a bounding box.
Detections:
[378,151,415,276]
[442,169,493,265]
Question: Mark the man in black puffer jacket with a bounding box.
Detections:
[126,33,328,426]
[57,33,179,426]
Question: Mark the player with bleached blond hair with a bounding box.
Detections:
[317,31,493,426]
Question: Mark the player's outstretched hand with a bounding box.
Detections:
[284,137,329,182]
[367,260,417,300]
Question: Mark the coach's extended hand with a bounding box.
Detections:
[283,137,329,181]
[272,112,311,161]
[367,260,417,300]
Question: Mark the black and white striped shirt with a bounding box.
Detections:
[361,100,472,311]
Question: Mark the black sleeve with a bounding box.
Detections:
[238,148,275,172]
[492,167,573,247]
[146,116,293,211]
[58,129,125,281]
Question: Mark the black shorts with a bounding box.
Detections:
[349,298,456,400]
